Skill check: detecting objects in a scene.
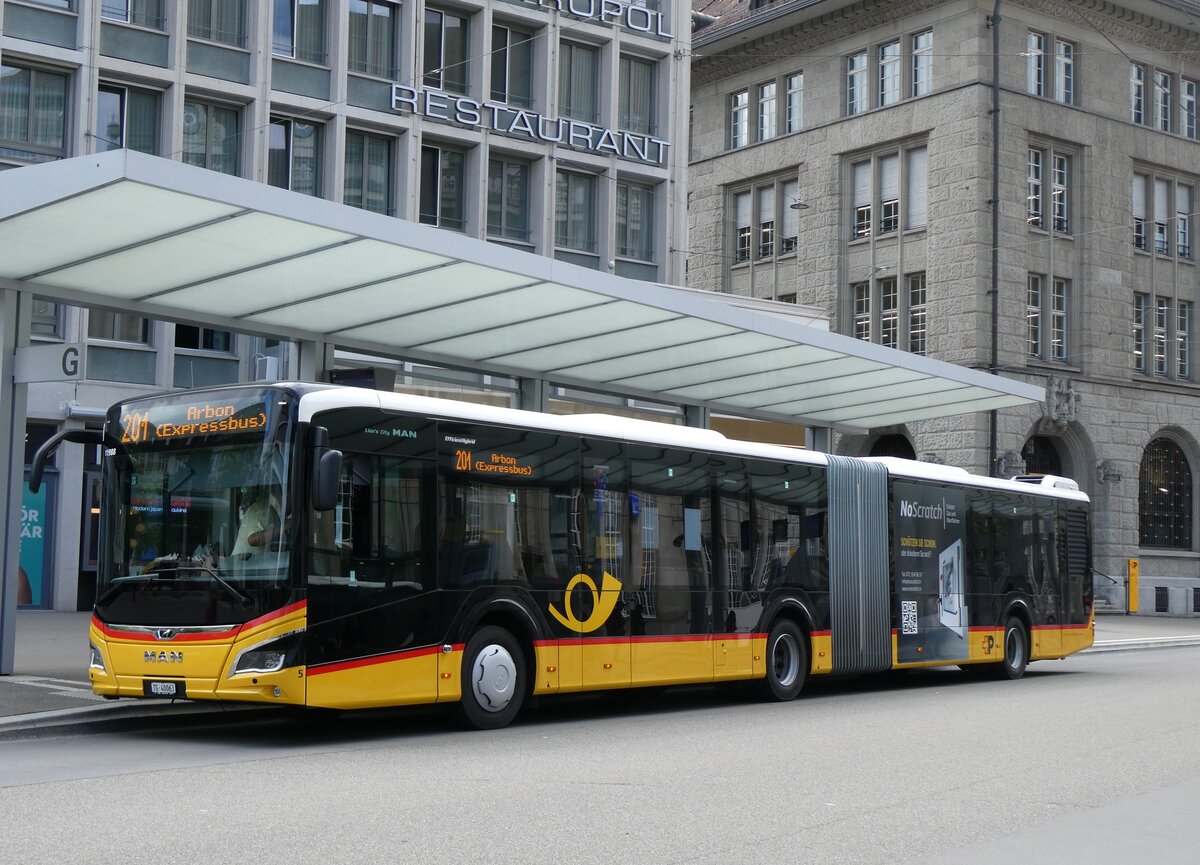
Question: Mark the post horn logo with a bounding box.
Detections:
[549,571,623,633]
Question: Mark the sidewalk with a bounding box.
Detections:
[2,609,1200,738]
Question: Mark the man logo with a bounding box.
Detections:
[155,628,179,640]
[144,650,184,664]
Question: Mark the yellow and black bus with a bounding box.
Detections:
[33,383,1093,729]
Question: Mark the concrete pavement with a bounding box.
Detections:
[2,609,1199,739]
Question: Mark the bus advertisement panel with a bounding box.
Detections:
[893,481,967,664]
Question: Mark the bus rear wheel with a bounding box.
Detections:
[999,616,1029,680]
[455,626,527,730]
[761,619,808,702]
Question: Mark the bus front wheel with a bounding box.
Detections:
[456,626,527,730]
[999,616,1029,680]
[761,619,808,701]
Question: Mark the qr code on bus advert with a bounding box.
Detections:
[901,600,918,635]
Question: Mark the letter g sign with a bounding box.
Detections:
[61,346,79,377]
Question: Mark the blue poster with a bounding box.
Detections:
[19,481,48,607]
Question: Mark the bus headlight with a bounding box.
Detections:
[230,630,303,676]
[89,642,106,672]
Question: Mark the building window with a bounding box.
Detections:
[785,72,803,132]
[734,191,751,263]
[1133,174,1148,251]
[1027,274,1069,362]
[424,8,469,94]
[617,181,655,262]
[555,170,597,254]
[88,311,148,344]
[758,81,777,141]
[1155,178,1170,255]
[781,179,799,253]
[273,0,327,64]
[1027,148,1043,227]
[487,157,530,243]
[1054,39,1074,104]
[912,31,932,97]
[729,89,749,149]
[419,145,466,230]
[1027,275,1042,357]
[732,178,801,262]
[1144,296,1192,380]
[1184,79,1198,140]
[1139,438,1192,549]
[852,162,872,237]
[879,276,898,348]
[850,145,927,238]
[878,41,901,107]
[1026,32,1045,96]
[188,0,248,48]
[31,298,61,338]
[1179,301,1192,379]
[908,273,927,355]
[1178,185,1192,259]
[559,41,598,123]
[1028,146,1070,234]
[1155,296,1169,376]
[850,272,926,353]
[1155,71,1172,132]
[175,325,232,352]
[757,186,775,257]
[878,154,899,233]
[96,84,159,154]
[1131,63,1146,124]
[182,100,239,176]
[1051,153,1069,233]
[847,51,868,115]
[619,56,656,135]
[101,0,164,29]
[344,130,391,215]
[492,25,534,107]
[1022,436,1064,476]
[1051,278,1068,362]
[349,0,399,79]
[1134,292,1147,372]
[268,117,321,197]
[0,64,69,164]
[853,281,871,341]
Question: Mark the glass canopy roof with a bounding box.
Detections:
[0,151,1042,433]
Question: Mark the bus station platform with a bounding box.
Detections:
[2,609,1199,739]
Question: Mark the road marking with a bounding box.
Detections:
[5,676,105,702]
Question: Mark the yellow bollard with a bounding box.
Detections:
[1127,559,1139,614]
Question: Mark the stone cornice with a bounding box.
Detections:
[693,0,1200,88]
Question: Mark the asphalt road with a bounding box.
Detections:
[1,648,1197,865]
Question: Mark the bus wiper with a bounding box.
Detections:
[175,561,255,608]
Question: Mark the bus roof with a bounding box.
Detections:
[277,383,1089,504]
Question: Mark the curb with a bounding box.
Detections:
[0,699,275,741]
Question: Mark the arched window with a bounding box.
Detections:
[869,434,916,460]
[1139,438,1193,548]
[1022,435,1063,476]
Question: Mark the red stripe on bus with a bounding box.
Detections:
[91,600,307,643]
[239,600,307,633]
[307,644,446,677]
[534,633,769,649]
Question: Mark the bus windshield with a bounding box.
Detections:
[97,391,297,626]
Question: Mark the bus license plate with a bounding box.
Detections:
[144,680,185,698]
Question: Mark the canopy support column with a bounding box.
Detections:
[0,289,31,675]
[293,340,334,383]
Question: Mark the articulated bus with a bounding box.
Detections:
[33,383,1093,729]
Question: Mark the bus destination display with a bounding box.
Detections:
[120,399,269,444]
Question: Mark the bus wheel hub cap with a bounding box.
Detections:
[473,645,516,712]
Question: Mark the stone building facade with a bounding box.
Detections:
[689,0,1200,612]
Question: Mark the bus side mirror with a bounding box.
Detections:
[310,426,342,512]
[30,428,103,493]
